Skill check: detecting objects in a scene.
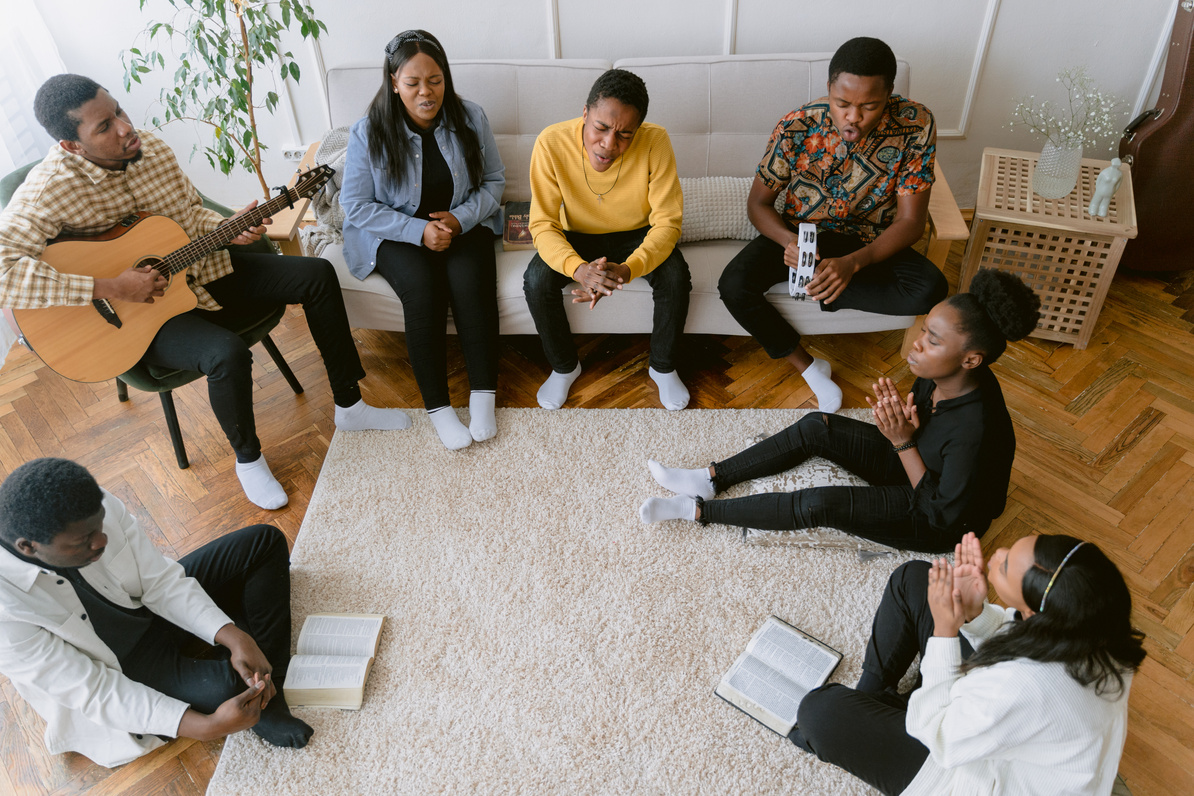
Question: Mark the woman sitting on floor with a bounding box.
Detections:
[791,532,1144,795]
[341,29,505,450]
[639,269,1040,553]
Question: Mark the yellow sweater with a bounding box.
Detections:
[528,118,682,281]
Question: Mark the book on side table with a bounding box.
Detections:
[283,613,386,710]
[714,615,842,736]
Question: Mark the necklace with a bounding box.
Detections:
[581,147,623,204]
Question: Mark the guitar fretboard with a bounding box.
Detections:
[156,187,300,276]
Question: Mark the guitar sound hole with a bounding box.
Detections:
[134,257,170,285]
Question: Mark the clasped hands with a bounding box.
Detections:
[180,624,276,740]
[571,257,631,309]
[785,238,860,304]
[928,532,988,638]
[421,211,462,251]
[865,377,919,448]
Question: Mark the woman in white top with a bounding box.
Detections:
[790,531,1146,795]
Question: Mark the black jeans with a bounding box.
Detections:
[523,226,691,373]
[701,413,960,553]
[120,524,293,715]
[373,227,499,409]
[140,251,366,461]
[789,561,975,796]
[718,229,948,358]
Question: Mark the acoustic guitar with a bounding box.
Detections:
[11,164,333,383]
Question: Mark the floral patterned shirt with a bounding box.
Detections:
[756,94,936,243]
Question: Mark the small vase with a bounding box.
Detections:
[1033,141,1083,199]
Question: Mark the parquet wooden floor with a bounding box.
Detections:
[1,239,1192,795]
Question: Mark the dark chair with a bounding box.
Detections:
[2,159,302,469]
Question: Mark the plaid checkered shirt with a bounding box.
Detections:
[0,131,231,311]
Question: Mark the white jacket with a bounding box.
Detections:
[902,604,1131,795]
[0,491,232,767]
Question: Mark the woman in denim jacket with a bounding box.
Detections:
[342,29,505,449]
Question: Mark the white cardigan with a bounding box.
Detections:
[0,492,233,767]
[903,604,1131,795]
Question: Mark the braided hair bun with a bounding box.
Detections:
[947,269,1041,364]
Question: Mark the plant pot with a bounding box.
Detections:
[1033,141,1083,199]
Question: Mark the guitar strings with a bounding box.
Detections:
[156,170,327,275]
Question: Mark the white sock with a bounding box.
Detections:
[639,495,697,523]
[648,459,715,500]
[469,390,497,442]
[428,406,472,450]
[802,358,843,414]
[649,366,690,411]
[537,363,581,410]
[334,399,412,431]
[235,455,288,510]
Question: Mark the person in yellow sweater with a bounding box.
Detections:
[524,69,691,410]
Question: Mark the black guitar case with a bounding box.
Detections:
[1119,2,1194,270]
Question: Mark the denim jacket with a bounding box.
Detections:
[340,98,505,279]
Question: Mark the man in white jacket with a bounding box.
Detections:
[0,458,312,767]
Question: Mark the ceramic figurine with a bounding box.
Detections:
[1088,158,1124,218]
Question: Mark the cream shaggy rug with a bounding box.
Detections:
[209,408,918,795]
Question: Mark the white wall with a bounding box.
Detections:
[31,0,1177,207]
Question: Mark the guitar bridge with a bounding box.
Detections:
[92,298,123,328]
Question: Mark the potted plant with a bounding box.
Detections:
[122,0,328,200]
[1009,67,1126,200]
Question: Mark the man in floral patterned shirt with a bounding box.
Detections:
[719,37,947,412]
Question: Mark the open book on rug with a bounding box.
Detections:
[714,616,842,737]
[283,613,385,710]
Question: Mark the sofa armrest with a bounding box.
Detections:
[925,161,969,270]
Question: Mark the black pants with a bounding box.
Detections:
[373,226,499,409]
[120,524,292,716]
[789,561,975,796]
[718,230,948,358]
[523,226,691,373]
[701,412,960,553]
[140,251,366,462]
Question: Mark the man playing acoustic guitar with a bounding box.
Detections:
[0,74,412,509]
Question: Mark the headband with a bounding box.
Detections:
[385,31,439,62]
[1038,541,1086,613]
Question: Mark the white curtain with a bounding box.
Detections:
[0,4,66,360]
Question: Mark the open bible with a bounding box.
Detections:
[714,616,842,736]
[283,613,385,710]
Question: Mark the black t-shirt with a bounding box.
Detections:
[908,367,1016,533]
[412,118,454,221]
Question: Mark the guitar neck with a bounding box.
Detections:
[159,188,298,276]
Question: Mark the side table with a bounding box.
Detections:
[959,147,1138,350]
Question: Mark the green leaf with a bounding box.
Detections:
[130,47,142,55]
[288,62,300,81]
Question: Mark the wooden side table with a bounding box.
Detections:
[959,147,1138,349]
